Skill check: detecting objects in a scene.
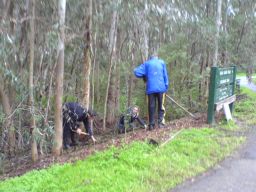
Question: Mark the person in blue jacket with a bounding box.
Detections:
[134,54,169,130]
[62,102,96,149]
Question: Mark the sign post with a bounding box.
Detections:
[207,66,237,124]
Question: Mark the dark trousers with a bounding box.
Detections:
[118,115,126,134]
[63,118,76,147]
[148,93,166,126]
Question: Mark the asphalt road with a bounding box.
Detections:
[171,78,256,192]
[238,76,256,91]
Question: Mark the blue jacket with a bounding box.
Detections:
[134,57,169,94]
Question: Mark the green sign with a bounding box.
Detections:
[215,85,233,102]
[207,66,236,124]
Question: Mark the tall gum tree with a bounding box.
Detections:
[82,0,92,109]
[0,0,16,155]
[29,0,38,162]
[52,0,66,156]
[213,0,222,67]
[103,6,118,130]
[0,77,15,154]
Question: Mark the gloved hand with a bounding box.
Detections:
[76,128,82,135]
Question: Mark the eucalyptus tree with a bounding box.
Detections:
[103,1,119,130]
[29,0,38,162]
[0,0,20,155]
[52,0,66,156]
[213,0,222,67]
[82,0,92,108]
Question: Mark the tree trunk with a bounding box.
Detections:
[0,79,15,155]
[141,4,149,60]
[106,11,119,125]
[103,10,118,130]
[29,0,38,162]
[199,42,208,103]
[91,32,97,110]
[107,27,122,124]
[95,1,102,106]
[235,20,246,54]
[128,43,135,108]
[52,0,66,156]
[82,0,92,109]
[0,0,16,155]
[213,0,222,67]
[107,62,117,124]
[204,47,210,102]
[114,28,122,116]
[222,0,228,66]
[96,44,100,105]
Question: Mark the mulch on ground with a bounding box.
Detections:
[0,113,209,180]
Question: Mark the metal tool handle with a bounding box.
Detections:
[165,94,198,119]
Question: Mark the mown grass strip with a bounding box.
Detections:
[234,87,256,125]
[236,72,246,77]
[0,128,244,192]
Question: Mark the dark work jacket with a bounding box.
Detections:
[130,115,145,125]
[118,114,146,133]
[63,102,93,136]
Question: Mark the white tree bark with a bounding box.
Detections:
[29,0,38,162]
[213,0,222,67]
[103,9,118,130]
[52,0,66,156]
[82,0,92,109]
[0,78,15,154]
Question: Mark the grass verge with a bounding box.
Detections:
[1,88,254,192]
[0,129,244,192]
[234,87,256,126]
[236,72,246,78]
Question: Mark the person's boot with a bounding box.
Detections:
[158,119,166,128]
[158,123,165,129]
[70,142,78,147]
[63,144,71,150]
[149,125,154,131]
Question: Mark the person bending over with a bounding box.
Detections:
[62,102,96,149]
[118,106,147,133]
